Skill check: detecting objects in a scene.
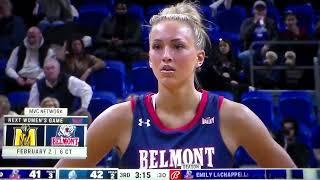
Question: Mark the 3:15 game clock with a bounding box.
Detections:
[127,169,169,179]
[135,171,151,179]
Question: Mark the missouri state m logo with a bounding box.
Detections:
[13,125,37,146]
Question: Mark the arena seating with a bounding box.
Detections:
[88,91,118,119]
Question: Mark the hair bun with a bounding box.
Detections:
[149,1,209,50]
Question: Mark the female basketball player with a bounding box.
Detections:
[56,1,295,168]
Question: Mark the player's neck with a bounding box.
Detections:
[155,85,202,113]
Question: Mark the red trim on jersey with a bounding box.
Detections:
[218,96,224,111]
[145,90,209,131]
[130,98,136,112]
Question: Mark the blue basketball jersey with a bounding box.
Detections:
[119,91,233,169]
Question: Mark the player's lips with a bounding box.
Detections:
[160,65,176,72]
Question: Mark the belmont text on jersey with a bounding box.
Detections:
[119,91,233,168]
[139,147,215,168]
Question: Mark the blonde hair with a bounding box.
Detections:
[40,97,60,108]
[0,95,11,114]
[149,1,209,50]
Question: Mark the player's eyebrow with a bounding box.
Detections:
[171,38,184,42]
[152,38,185,43]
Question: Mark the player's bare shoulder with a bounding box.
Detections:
[220,97,275,150]
[55,101,134,167]
[89,101,133,134]
[220,98,250,124]
[219,98,296,168]
[219,98,258,155]
[87,100,133,150]
[220,98,264,136]
[94,101,133,123]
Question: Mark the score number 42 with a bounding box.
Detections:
[90,170,116,179]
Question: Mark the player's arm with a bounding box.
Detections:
[55,101,133,167]
[220,99,296,168]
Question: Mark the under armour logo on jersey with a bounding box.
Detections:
[138,118,151,127]
[201,117,215,125]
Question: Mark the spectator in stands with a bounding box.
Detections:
[40,89,93,126]
[28,57,93,114]
[209,0,232,16]
[0,95,18,166]
[36,96,61,166]
[198,38,253,99]
[40,96,60,108]
[238,0,278,88]
[239,0,278,66]
[94,0,142,66]
[277,10,310,65]
[60,37,105,82]
[221,0,274,15]
[71,109,93,127]
[0,0,26,59]
[208,0,276,15]
[34,0,73,31]
[0,95,17,148]
[215,39,245,84]
[270,10,314,89]
[275,118,311,167]
[5,26,54,92]
[39,96,88,167]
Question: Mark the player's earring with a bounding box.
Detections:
[149,61,152,67]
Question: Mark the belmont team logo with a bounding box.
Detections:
[201,117,214,125]
[51,125,79,146]
[13,125,37,146]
